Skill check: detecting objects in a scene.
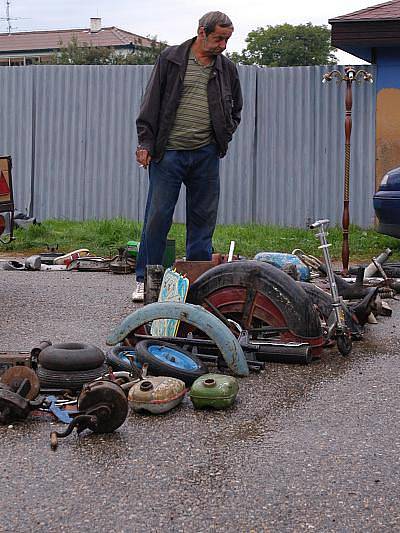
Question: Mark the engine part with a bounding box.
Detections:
[0,366,40,400]
[50,380,128,449]
[238,330,313,364]
[30,340,52,370]
[0,367,41,424]
[0,388,30,424]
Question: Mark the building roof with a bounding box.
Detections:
[329,0,400,23]
[0,26,154,53]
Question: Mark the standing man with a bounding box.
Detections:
[132,11,242,301]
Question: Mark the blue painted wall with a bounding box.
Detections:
[376,47,400,90]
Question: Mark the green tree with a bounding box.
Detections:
[50,36,167,65]
[229,23,336,66]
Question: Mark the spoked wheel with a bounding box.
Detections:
[187,261,324,356]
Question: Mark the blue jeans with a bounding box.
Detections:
[136,144,220,282]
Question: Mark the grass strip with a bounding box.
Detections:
[3,218,399,263]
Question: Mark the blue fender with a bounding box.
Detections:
[106,302,249,377]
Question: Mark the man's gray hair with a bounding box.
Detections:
[198,11,233,35]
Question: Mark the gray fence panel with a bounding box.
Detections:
[0,64,377,228]
[0,67,33,214]
[32,66,88,220]
[255,65,376,228]
[218,66,257,224]
[83,65,153,221]
[255,66,315,227]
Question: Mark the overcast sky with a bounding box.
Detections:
[3,0,379,63]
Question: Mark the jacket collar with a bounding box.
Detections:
[168,37,223,71]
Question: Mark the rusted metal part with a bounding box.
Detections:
[30,340,52,370]
[0,367,41,424]
[106,302,249,377]
[144,264,164,304]
[66,257,111,272]
[109,248,136,274]
[0,387,30,424]
[0,351,32,375]
[0,367,40,400]
[50,380,128,449]
[173,255,223,285]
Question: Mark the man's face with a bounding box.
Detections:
[199,25,233,55]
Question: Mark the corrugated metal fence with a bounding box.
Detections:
[0,64,376,227]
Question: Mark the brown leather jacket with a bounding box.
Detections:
[136,38,243,161]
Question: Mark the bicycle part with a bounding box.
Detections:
[106,302,249,377]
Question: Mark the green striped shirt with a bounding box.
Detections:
[166,50,214,150]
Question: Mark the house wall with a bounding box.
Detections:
[375,47,400,188]
[0,64,376,228]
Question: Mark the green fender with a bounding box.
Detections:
[106,302,249,377]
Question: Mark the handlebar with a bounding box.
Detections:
[309,219,330,229]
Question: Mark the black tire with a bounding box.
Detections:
[299,282,333,321]
[187,261,322,344]
[39,342,105,371]
[135,340,208,386]
[106,345,138,373]
[37,364,108,392]
[337,333,352,357]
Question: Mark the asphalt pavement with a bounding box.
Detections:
[1,269,399,532]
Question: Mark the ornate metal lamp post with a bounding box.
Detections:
[322,67,373,275]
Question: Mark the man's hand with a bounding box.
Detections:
[136,147,152,169]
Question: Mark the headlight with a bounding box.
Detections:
[380,173,389,186]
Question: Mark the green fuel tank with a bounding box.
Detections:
[189,374,238,410]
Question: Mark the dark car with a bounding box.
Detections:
[373,166,400,238]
